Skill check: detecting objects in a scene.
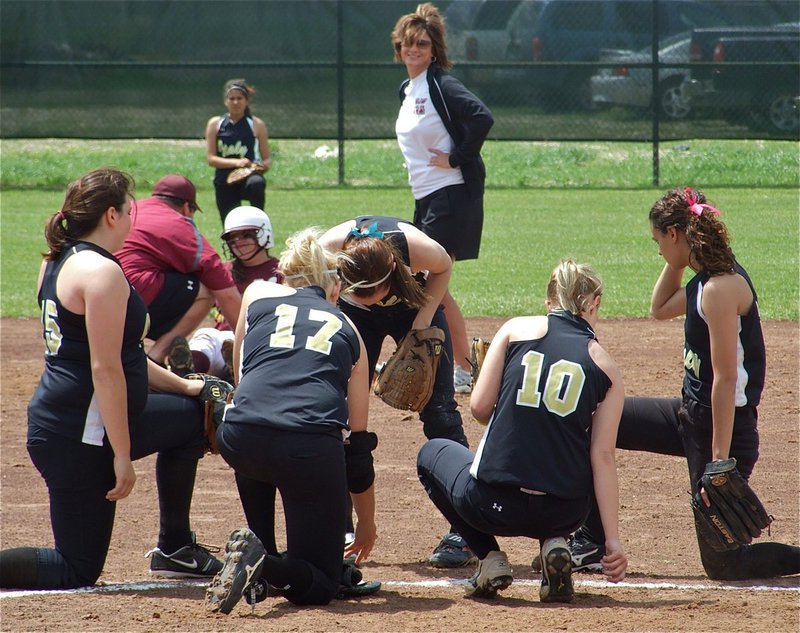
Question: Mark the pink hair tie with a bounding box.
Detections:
[57,210,66,221]
[684,187,720,217]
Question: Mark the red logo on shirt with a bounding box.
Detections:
[414,98,427,115]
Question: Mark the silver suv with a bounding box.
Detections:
[445,0,523,86]
[503,0,788,110]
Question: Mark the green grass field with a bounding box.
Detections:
[1,140,798,319]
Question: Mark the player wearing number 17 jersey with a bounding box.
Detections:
[416,259,628,603]
[206,228,378,613]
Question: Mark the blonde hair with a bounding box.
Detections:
[278,227,338,290]
[547,258,603,316]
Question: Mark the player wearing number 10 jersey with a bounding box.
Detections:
[416,259,628,603]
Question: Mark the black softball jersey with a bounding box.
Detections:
[213,114,262,186]
[343,215,426,315]
[27,241,150,445]
[224,285,360,433]
[470,311,612,499]
[683,262,765,408]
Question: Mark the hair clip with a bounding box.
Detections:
[684,187,721,217]
[350,222,384,239]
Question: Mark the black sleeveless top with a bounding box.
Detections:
[28,241,149,445]
[224,285,360,434]
[470,311,612,499]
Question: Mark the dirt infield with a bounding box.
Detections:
[1,317,798,632]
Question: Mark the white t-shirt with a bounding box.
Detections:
[395,70,464,200]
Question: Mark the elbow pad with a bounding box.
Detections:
[344,431,378,494]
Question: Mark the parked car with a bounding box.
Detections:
[503,0,546,67]
[503,0,794,111]
[683,20,799,88]
[444,0,522,86]
[589,32,692,119]
[705,32,799,134]
[683,18,800,129]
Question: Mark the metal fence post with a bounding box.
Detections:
[651,0,660,187]
[337,0,345,185]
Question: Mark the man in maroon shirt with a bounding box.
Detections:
[116,175,241,365]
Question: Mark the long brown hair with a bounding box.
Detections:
[650,187,734,275]
[391,3,452,70]
[44,168,134,260]
[338,234,428,309]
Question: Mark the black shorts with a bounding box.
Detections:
[413,184,483,261]
[146,272,200,339]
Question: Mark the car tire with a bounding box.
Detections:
[763,92,800,135]
[657,78,691,121]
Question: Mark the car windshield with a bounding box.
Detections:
[444,1,482,30]
[475,1,521,29]
[635,31,691,55]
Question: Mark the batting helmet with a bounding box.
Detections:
[221,206,274,249]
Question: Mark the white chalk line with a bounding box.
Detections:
[2,577,797,599]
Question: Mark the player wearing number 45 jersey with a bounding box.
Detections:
[0,169,221,590]
[417,259,628,603]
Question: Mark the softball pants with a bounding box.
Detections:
[214,173,266,223]
[417,439,588,559]
[339,303,468,447]
[217,422,347,605]
[0,394,205,589]
[581,395,800,580]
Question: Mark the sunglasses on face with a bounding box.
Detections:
[403,38,432,49]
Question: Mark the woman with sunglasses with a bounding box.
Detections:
[391,3,494,394]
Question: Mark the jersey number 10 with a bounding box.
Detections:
[515,350,585,417]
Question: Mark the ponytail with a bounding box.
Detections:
[43,168,133,260]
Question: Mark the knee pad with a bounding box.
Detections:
[344,431,378,494]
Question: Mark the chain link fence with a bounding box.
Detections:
[2,2,797,155]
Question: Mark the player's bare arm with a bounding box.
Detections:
[588,344,627,583]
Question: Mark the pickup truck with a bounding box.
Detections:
[711,35,799,134]
[682,23,799,134]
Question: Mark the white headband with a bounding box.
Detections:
[339,266,392,290]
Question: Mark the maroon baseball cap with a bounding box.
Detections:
[152,174,202,212]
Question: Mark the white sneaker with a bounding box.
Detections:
[454,365,472,394]
[465,550,513,598]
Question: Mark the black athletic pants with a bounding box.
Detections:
[214,174,266,224]
[339,302,468,447]
[218,422,347,605]
[417,439,587,560]
[0,394,205,589]
[581,395,800,580]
